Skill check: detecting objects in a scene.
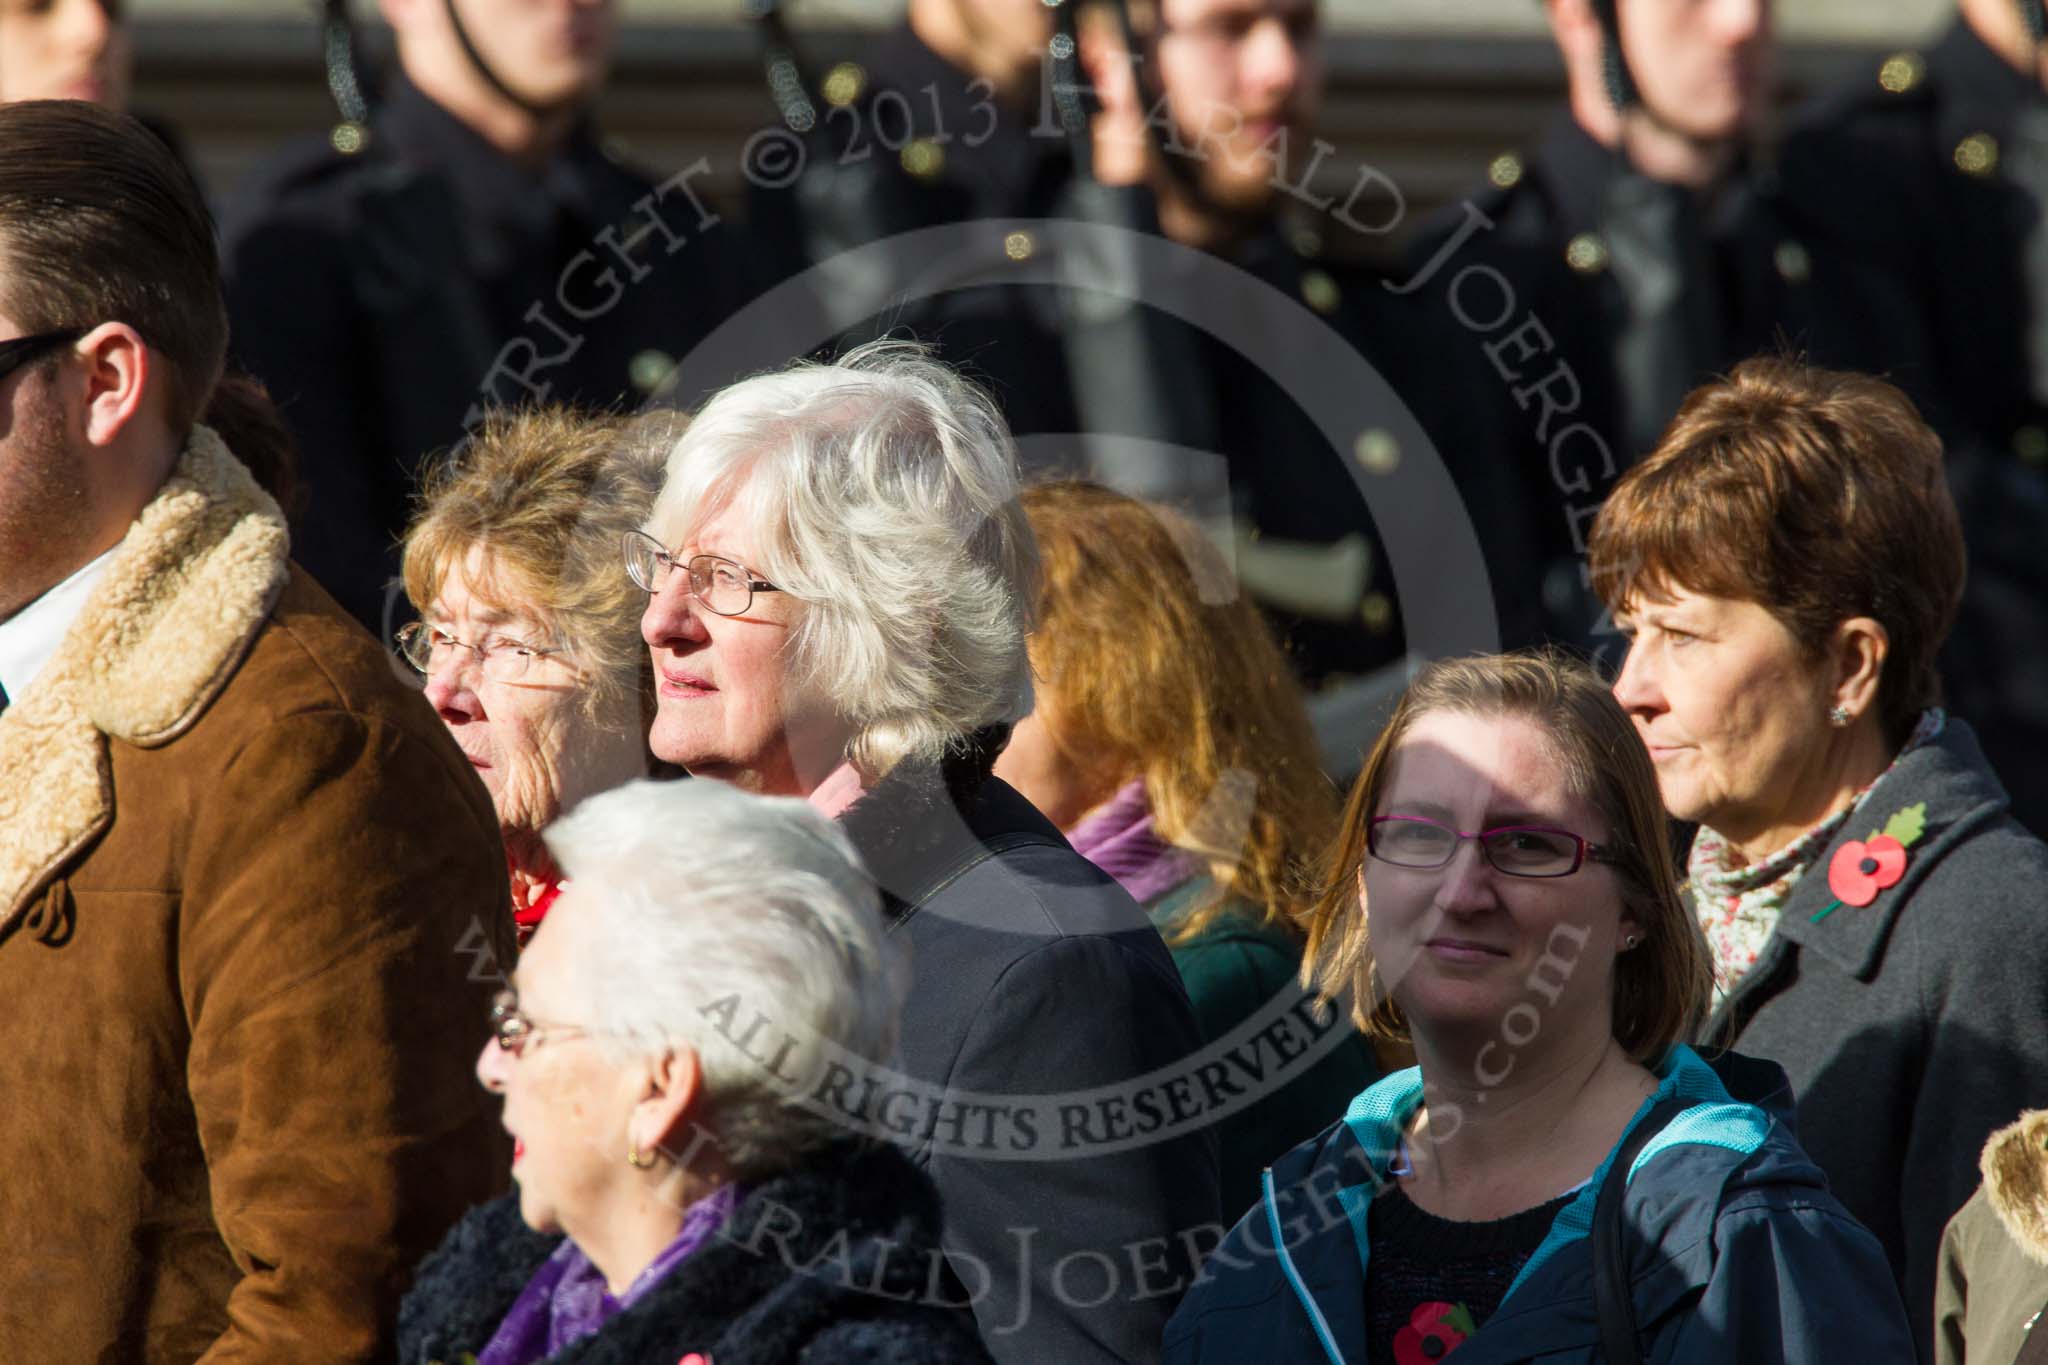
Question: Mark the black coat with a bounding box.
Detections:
[1778,20,2048,839]
[1404,114,1823,655]
[1707,719,2048,1360]
[834,743,1222,1365]
[397,1139,992,1365]
[219,77,765,632]
[748,29,1535,693]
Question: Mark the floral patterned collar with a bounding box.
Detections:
[1688,709,1945,1001]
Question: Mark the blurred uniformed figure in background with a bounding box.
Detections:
[746,0,1083,436]
[0,0,129,106]
[221,0,762,630]
[1063,0,1541,705]
[1403,0,1808,656]
[1,0,197,178]
[752,0,1538,755]
[1779,0,2048,836]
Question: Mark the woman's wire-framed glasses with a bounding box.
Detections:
[489,989,593,1057]
[1368,814,1615,879]
[394,621,565,684]
[622,530,780,617]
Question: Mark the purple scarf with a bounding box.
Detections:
[1066,779,1198,906]
[478,1184,740,1365]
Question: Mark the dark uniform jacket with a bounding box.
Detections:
[1780,20,2048,838]
[748,24,1083,443]
[836,740,1222,1365]
[1162,1047,1913,1364]
[1703,719,2048,1360]
[398,1140,995,1365]
[220,77,763,630]
[1405,115,1820,654]
[753,30,1533,696]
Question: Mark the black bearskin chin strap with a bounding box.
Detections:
[1590,0,1640,111]
[441,0,583,118]
[322,0,373,125]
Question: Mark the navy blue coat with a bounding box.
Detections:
[397,1139,991,1364]
[1162,1046,1913,1363]
[837,742,1222,1365]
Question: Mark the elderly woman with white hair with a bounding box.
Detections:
[397,778,993,1364]
[628,341,1221,1364]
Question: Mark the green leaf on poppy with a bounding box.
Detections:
[1445,1304,1478,1336]
[1881,803,1928,848]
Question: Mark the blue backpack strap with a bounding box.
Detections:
[1593,1095,1692,1365]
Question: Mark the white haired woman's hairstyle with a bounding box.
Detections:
[542,778,909,1180]
[647,338,1038,779]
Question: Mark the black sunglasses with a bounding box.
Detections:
[0,330,85,385]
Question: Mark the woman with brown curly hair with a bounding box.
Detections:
[995,480,1382,1215]
[401,407,675,945]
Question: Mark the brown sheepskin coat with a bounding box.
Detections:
[0,430,517,1361]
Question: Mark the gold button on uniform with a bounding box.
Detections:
[1878,52,1925,95]
[629,350,675,393]
[1003,231,1035,262]
[1774,241,1812,284]
[1360,592,1394,634]
[330,122,367,156]
[2016,425,2048,465]
[1956,133,1999,178]
[1353,429,1399,476]
[901,138,945,181]
[1300,269,1340,315]
[821,62,866,109]
[1488,153,1524,190]
[1565,233,1609,275]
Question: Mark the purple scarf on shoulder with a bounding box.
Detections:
[478,1183,740,1365]
[1066,779,1198,906]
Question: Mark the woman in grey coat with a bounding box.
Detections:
[1589,357,2048,1360]
[627,340,1219,1364]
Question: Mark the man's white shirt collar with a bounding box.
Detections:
[0,548,118,706]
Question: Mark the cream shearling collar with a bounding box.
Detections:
[1983,1109,2048,1266]
[0,427,288,928]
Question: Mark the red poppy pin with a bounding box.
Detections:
[1815,803,1927,923]
[1393,1301,1477,1364]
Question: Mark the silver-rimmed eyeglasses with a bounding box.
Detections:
[490,989,593,1058]
[1368,815,1616,879]
[394,621,565,684]
[622,530,780,617]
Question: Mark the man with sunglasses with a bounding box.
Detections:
[0,101,515,1360]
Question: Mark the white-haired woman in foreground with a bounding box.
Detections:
[628,340,1219,1365]
[397,779,993,1365]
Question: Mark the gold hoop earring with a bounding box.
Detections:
[626,1144,657,1169]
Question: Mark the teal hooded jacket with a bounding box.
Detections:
[1163,1046,1914,1363]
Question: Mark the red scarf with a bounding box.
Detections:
[509,856,563,948]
